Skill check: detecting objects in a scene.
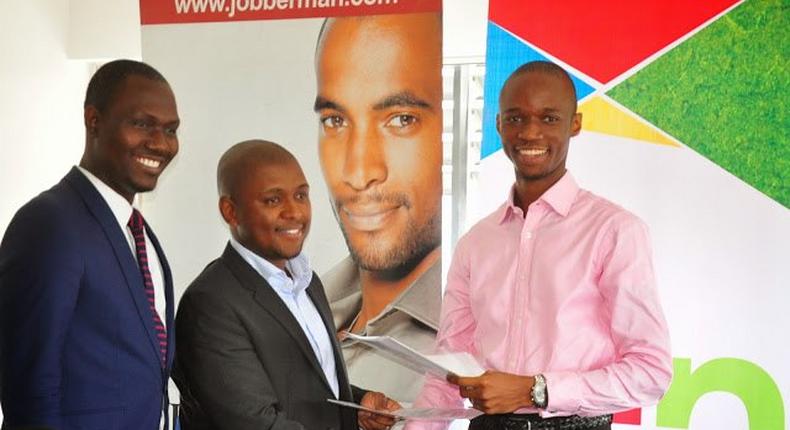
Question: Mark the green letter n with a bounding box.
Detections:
[657,357,784,429]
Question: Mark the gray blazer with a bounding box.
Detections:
[174,244,366,430]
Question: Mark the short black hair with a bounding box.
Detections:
[84,59,168,112]
[217,140,298,200]
[503,60,578,106]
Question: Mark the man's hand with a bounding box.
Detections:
[448,371,534,414]
[358,391,401,430]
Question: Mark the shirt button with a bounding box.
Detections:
[525,231,533,239]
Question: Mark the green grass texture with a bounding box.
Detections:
[608,0,789,208]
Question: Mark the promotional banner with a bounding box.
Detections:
[480,0,788,429]
[139,0,443,407]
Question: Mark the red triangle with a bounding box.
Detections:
[489,0,740,83]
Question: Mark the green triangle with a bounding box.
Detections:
[608,0,789,208]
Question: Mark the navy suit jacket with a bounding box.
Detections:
[0,167,175,430]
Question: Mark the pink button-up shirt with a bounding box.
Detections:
[414,173,671,423]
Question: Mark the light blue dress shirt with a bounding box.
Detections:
[229,238,340,398]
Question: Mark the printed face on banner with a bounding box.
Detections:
[314,13,442,273]
[496,71,581,187]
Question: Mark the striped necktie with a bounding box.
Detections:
[128,209,167,367]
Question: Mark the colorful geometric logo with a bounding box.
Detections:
[483,0,788,209]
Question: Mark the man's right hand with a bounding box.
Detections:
[358,391,401,430]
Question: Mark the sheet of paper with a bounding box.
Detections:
[327,399,482,421]
[343,333,485,378]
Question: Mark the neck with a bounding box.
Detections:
[79,157,135,204]
[351,247,440,332]
[513,169,565,213]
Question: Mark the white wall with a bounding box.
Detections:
[444,0,489,61]
[0,0,143,233]
[0,1,89,231]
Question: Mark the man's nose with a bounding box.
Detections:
[517,118,542,140]
[343,123,387,191]
[281,197,308,221]
[145,126,176,154]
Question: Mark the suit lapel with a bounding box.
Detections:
[65,167,164,375]
[146,222,175,372]
[220,245,335,394]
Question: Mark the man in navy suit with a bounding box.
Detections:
[0,59,180,430]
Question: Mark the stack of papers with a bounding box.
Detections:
[327,399,482,421]
[343,333,485,378]
[335,333,486,421]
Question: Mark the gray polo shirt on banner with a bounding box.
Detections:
[323,256,441,404]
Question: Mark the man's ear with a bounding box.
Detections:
[495,113,502,136]
[219,195,236,226]
[84,106,100,137]
[570,112,582,136]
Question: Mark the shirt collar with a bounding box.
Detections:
[229,236,313,296]
[328,255,442,331]
[498,171,579,223]
[76,165,134,228]
[387,256,442,330]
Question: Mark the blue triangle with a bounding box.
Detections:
[481,22,596,159]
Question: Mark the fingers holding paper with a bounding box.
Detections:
[448,371,535,415]
[358,391,402,430]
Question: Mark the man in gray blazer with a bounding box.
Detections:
[173,140,399,430]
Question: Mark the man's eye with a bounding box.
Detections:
[131,119,151,129]
[295,191,309,201]
[543,116,559,124]
[263,196,280,205]
[385,114,418,128]
[505,115,522,123]
[164,127,178,136]
[320,115,346,129]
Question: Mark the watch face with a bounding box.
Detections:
[532,375,547,408]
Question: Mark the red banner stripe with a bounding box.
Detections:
[141,0,441,25]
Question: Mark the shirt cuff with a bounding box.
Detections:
[543,371,582,414]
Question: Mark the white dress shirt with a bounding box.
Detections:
[76,166,167,330]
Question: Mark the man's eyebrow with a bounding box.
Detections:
[135,111,180,126]
[373,92,433,111]
[501,107,564,114]
[313,96,345,113]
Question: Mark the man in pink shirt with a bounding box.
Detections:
[409,61,672,430]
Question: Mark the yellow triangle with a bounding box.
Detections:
[578,96,680,147]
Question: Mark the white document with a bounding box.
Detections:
[343,333,485,378]
[327,399,483,421]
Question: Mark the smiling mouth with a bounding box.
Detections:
[341,205,400,232]
[135,156,162,169]
[516,147,548,157]
[276,226,305,238]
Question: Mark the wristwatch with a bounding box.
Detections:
[531,374,548,409]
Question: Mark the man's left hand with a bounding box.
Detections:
[358,391,401,430]
[448,371,534,414]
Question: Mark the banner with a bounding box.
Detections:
[481,0,788,429]
[140,0,443,407]
[140,0,440,23]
